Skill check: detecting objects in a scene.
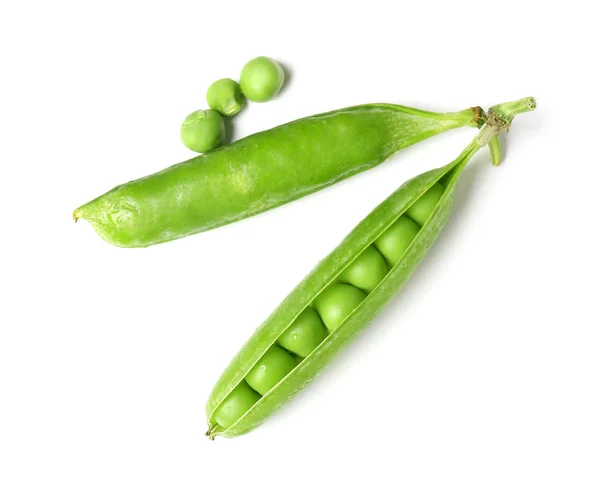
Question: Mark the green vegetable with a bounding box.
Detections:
[338,245,388,293]
[244,345,297,395]
[405,182,445,226]
[205,97,536,439]
[180,109,225,153]
[74,103,492,248]
[314,283,366,331]
[240,56,285,102]
[212,381,260,429]
[277,308,327,358]
[207,78,245,117]
[374,216,420,266]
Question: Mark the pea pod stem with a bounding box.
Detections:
[459,97,536,166]
[489,97,537,124]
[206,426,221,440]
[472,107,502,165]
[476,97,536,148]
[488,136,502,166]
[473,108,502,165]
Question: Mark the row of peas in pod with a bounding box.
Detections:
[180,56,286,153]
[212,181,446,429]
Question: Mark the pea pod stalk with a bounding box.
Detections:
[74,103,498,248]
[205,97,536,438]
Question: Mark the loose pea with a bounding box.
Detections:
[240,56,285,102]
[406,182,445,226]
[374,216,421,266]
[338,245,388,293]
[212,381,261,429]
[245,345,297,395]
[180,109,225,153]
[277,307,327,358]
[313,283,366,332]
[206,78,245,117]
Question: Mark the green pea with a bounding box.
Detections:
[406,182,445,226]
[277,307,327,358]
[338,245,388,293]
[212,381,260,429]
[180,109,225,153]
[240,56,285,102]
[245,345,297,395]
[374,216,421,266]
[206,78,245,117]
[313,283,366,332]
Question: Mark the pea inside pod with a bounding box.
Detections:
[277,307,327,358]
[374,216,420,266]
[313,283,366,332]
[337,245,388,293]
[205,97,536,439]
[406,182,445,226]
[245,345,297,395]
[212,381,260,429]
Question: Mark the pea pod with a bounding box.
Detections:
[205,97,536,439]
[74,103,495,248]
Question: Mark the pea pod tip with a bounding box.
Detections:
[206,426,218,440]
[73,208,83,222]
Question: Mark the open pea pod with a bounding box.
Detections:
[205,97,536,438]
[74,103,499,248]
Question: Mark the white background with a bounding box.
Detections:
[1,1,599,483]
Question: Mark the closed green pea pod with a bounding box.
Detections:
[74,103,490,248]
[205,97,536,439]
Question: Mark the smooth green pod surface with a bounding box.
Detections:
[206,153,468,438]
[74,104,482,248]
